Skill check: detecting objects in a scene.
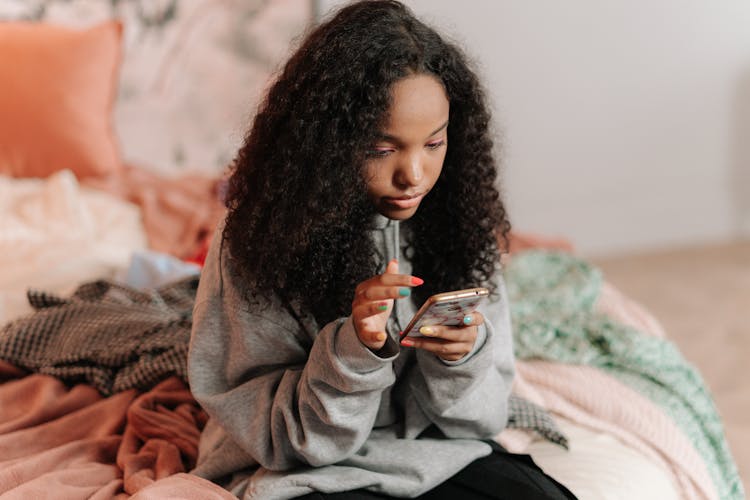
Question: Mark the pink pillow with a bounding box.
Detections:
[0,21,123,178]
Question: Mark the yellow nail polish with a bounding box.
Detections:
[419,326,435,336]
[376,332,387,341]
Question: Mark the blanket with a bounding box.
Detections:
[0,278,197,396]
[514,360,717,500]
[505,250,745,500]
[0,361,232,498]
[0,245,742,499]
[0,278,567,446]
[0,170,148,325]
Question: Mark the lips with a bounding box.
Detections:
[383,193,425,209]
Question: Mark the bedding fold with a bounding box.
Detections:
[0,367,210,498]
[0,278,197,396]
[505,250,744,500]
[514,360,717,500]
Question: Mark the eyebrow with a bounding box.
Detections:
[378,119,449,143]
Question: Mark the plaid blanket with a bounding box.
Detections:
[0,278,197,395]
[0,277,567,448]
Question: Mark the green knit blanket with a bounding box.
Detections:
[505,250,744,500]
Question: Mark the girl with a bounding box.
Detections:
[188,1,575,498]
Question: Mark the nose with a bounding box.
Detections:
[394,151,424,187]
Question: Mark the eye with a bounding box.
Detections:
[426,140,446,150]
[366,147,395,158]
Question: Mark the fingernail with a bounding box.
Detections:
[377,302,388,311]
[400,338,415,347]
[419,326,435,336]
[463,315,472,325]
[398,287,411,297]
[376,332,387,341]
[411,277,424,286]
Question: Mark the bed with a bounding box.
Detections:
[0,7,744,500]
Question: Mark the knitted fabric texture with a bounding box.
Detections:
[0,278,197,395]
[505,250,744,500]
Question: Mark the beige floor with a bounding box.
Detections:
[593,240,749,494]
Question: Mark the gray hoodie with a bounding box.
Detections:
[187,215,515,499]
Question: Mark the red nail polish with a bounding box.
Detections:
[411,277,424,286]
[401,338,415,347]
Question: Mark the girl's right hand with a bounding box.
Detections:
[351,259,423,351]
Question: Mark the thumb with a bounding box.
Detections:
[385,258,399,275]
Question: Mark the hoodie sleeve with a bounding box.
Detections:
[405,275,515,438]
[187,234,398,471]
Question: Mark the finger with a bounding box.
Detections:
[354,317,389,347]
[385,258,399,275]
[418,325,477,342]
[383,257,423,287]
[354,274,423,298]
[359,330,388,350]
[377,273,424,287]
[354,284,414,302]
[400,337,472,361]
[418,325,440,337]
[459,311,484,327]
[368,330,388,344]
[370,259,400,289]
[353,301,391,317]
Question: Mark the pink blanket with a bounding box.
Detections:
[0,361,231,499]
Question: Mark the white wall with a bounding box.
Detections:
[317,0,750,257]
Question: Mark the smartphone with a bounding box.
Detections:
[400,287,489,339]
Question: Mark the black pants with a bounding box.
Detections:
[294,441,577,500]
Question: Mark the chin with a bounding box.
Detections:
[379,206,419,220]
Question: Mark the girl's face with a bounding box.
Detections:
[364,74,450,220]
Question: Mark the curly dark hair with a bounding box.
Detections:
[224,0,511,327]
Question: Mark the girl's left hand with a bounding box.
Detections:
[400,312,484,362]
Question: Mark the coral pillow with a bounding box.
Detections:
[0,21,122,178]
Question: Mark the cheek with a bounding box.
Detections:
[428,152,447,183]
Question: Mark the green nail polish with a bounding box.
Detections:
[378,304,388,311]
[399,287,411,297]
[463,315,472,325]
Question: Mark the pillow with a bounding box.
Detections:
[0,21,122,178]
